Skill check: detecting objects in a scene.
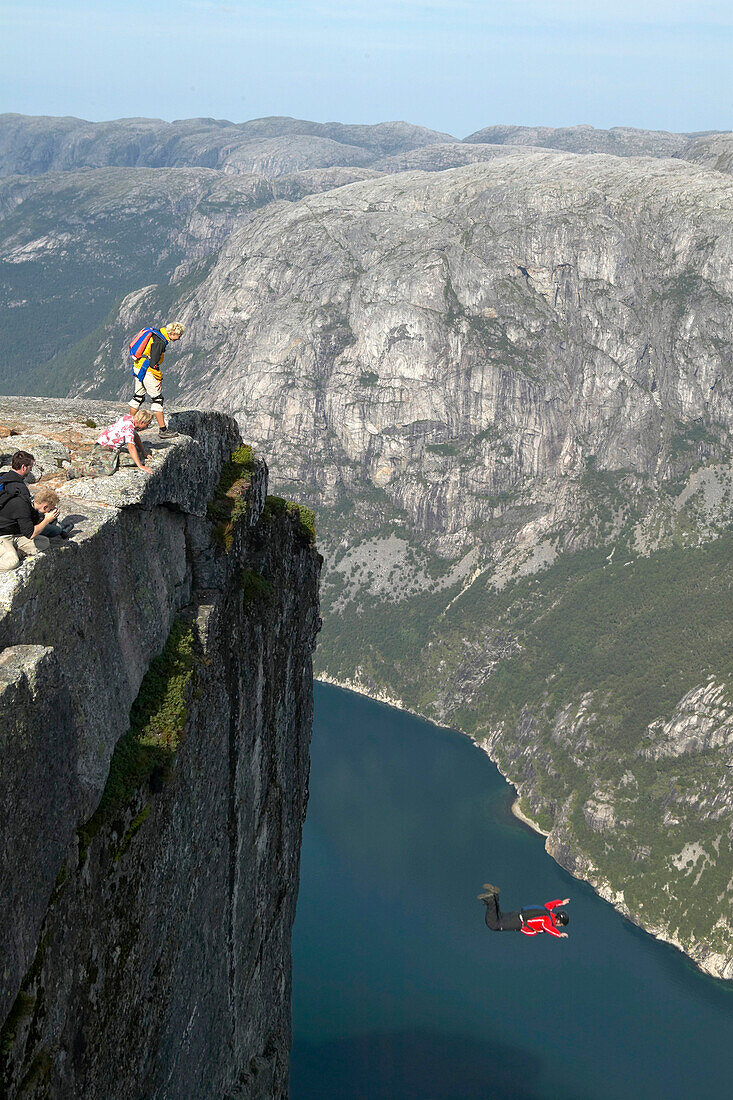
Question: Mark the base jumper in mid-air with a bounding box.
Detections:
[478,884,570,938]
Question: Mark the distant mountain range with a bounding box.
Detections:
[0,113,728,177]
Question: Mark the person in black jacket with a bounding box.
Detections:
[0,451,59,572]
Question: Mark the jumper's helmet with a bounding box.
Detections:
[554,910,569,926]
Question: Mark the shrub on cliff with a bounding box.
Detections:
[208,445,256,550]
[264,495,316,542]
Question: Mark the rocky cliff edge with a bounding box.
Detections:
[0,398,321,1098]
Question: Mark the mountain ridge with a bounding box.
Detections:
[2,113,730,177]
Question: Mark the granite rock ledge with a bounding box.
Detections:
[0,397,321,1098]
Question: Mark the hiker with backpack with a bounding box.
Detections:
[0,450,58,572]
[128,322,184,439]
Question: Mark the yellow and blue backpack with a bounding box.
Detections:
[129,327,166,380]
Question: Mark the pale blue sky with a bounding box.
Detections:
[1,0,730,135]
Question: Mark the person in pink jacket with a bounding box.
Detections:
[478,884,570,937]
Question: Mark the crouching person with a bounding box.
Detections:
[67,409,154,479]
[33,487,73,538]
[0,450,57,571]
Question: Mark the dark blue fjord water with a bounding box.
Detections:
[291,684,733,1100]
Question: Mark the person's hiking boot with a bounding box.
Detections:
[482,883,500,895]
[477,892,495,901]
[158,427,179,440]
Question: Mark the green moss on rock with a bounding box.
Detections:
[1,992,35,1059]
[208,444,256,551]
[0,931,50,1074]
[292,504,316,541]
[240,568,274,604]
[264,495,316,542]
[78,619,196,858]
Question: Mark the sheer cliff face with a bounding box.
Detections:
[161,154,732,542]
[0,401,320,1098]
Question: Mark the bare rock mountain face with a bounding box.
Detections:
[0,115,456,398]
[682,133,733,176]
[73,151,733,977]
[0,400,321,1098]
[146,153,732,531]
[375,142,544,172]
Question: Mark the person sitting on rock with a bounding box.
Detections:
[0,450,59,571]
[478,883,570,937]
[66,409,154,478]
[32,487,74,538]
[128,322,183,439]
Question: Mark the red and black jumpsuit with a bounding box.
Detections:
[483,895,565,937]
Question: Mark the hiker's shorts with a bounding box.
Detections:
[131,367,164,413]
